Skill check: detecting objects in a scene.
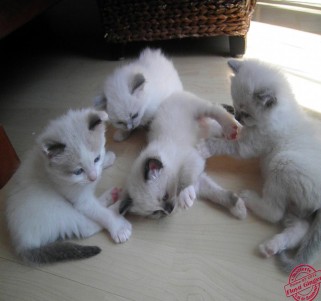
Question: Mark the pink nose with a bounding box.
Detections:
[88,170,97,182]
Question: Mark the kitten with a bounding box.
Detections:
[198,59,321,273]
[118,91,246,220]
[6,108,132,265]
[95,47,183,141]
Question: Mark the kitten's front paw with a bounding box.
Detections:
[196,139,212,159]
[230,198,247,219]
[113,129,131,142]
[222,118,241,140]
[259,239,281,258]
[178,185,196,209]
[110,217,132,244]
[103,151,116,169]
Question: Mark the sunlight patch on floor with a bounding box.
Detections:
[257,1,321,14]
[245,21,321,113]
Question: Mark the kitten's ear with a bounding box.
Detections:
[254,89,277,108]
[228,59,242,74]
[144,158,163,182]
[42,141,66,159]
[88,111,108,131]
[93,93,107,111]
[119,196,133,215]
[131,73,145,95]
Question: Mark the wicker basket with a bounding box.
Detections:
[99,0,256,56]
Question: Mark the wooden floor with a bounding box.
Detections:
[0,1,321,300]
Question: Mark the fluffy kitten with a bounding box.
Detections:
[95,47,183,141]
[6,108,132,265]
[198,59,321,273]
[118,91,246,220]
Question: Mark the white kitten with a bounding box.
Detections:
[95,47,183,141]
[118,91,246,220]
[198,59,321,273]
[6,108,132,264]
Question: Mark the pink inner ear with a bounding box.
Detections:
[149,162,159,170]
[148,158,163,171]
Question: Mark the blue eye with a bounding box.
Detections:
[94,155,100,163]
[73,168,84,175]
[132,112,138,119]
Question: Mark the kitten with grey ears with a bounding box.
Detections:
[198,59,321,273]
[118,91,246,220]
[95,47,183,141]
[6,108,132,265]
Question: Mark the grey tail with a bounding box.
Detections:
[20,242,101,265]
[277,209,321,274]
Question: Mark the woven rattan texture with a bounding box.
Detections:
[101,0,256,43]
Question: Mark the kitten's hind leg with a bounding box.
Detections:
[240,189,286,223]
[202,103,241,140]
[197,173,247,219]
[259,218,309,257]
[103,150,116,169]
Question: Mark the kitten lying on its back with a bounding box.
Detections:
[95,48,183,141]
[118,91,246,220]
[198,59,321,273]
[6,108,131,265]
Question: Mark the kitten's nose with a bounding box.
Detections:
[88,170,97,182]
[127,123,133,130]
[164,202,174,214]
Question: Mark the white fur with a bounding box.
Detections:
[97,48,183,141]
[198,59,321,269]
[6,109,131,260]
[122,91,245,219]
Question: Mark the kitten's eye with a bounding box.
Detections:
[94,155,100,163]
[162,192,169,202]
[73,168,84,175]
[241,112,250,118]
[132,112,138,119]
[117,121,126,126]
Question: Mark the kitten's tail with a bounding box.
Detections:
[20,242,101,265]
[277,209,321,274]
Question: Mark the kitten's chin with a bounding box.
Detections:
[148,210,172,219]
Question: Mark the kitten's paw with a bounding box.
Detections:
[110,217,132,244]
[196,139,213,159]
[230,198,247,219]
[259,240,280,258]
[113,129,131,142]
[222,118,241,140]
[178,185,196,209]
[103,151,116,169]
[99,187,121,207]
[111,187,122,203]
